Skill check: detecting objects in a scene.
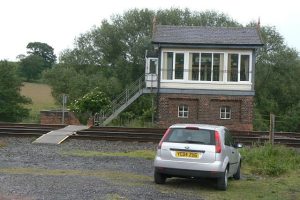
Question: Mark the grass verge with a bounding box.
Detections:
[240,143,300,176]
[156,169,300,200]
[0,167,151,186]
[60,149,156,160]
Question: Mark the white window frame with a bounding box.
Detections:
[178,104,189,118]
[160,49,252,84]
[174,52,185,80]
[220,106,231,119]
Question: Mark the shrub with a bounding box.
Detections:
[240,143,300,176]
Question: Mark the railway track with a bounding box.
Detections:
[0,123,300,147]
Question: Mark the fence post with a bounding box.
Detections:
[269,113,275,145]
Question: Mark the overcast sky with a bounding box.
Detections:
[0,0,299,61]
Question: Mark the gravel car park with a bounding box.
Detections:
[0,136,207,200]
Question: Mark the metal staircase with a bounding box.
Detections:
[94,75,147,126]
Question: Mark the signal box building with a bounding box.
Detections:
[145,25,263,130]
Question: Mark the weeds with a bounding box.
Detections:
[240,143,300,176]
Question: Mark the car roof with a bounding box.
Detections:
[169,124,225,131]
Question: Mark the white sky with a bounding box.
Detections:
[0,0,299,61]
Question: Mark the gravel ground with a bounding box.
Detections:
[0,136,205,200]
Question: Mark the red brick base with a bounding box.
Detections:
[40,110,81,125]
[157,94,253,131]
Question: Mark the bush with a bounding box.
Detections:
[240,143,300,176]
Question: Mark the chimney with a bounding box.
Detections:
[152,16,157,35]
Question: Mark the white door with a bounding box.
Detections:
[145,58,158,88]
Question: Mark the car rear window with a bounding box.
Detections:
[165,128,215,145]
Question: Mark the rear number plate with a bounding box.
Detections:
[175,151,201,158]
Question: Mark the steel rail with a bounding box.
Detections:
[0,123,299,147]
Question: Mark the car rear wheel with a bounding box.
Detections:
[233,163,241,180]
[217,168,228,191]
[154,171,166,184]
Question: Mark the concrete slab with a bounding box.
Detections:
[33,125,88,144]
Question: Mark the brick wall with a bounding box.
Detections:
[157,94,253,131]
[40,110,81,125]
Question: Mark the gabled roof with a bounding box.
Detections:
[152,25,263,47]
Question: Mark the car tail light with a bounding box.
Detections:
[215,131,222,153]
[158,128,171,149]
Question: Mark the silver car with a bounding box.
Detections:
[153,124,242,190]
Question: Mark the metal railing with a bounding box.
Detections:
[94,74,146,126]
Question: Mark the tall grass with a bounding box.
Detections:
[240,143,300,176]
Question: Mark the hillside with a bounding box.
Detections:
[21,82,57,122]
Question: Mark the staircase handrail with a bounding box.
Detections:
[94,74,145,125]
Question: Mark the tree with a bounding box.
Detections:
[70,88,111,115]
[60,8,239,85]
[42,64,122,104]
[20,54,45,81]
[19,42,57,81]
[0,61,31,122]
[70,87,111,124]
[254,26,300,131]
[27,42,57,67]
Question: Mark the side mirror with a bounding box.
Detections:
[234,143,243,148]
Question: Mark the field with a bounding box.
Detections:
[20,82,57,122]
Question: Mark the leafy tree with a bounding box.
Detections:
[19,42,57,81]
[60,8,239,86]
[70,87,111,124]
[42,64,122,104]
[20,55,45,81]
[254,26,300,131]
[70,87,111,115]
[0,61,31,122]
[27,42,57,67]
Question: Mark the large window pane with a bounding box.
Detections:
[213,53,224,81]
[162,52,173,80]
[189,53,199,80]
[201,53,212,81]
[175,53,184,79]
[240,55,250,81]
[227,54,238,82]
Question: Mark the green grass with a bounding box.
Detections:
[0,167,151,186]
[60,149,156,160]
[156,170,300,200]
[20,82,57,122]
[240,143,300,176]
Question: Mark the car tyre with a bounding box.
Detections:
[233,162,241,180]
[217,168,228,191]
[154,171,166,184]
